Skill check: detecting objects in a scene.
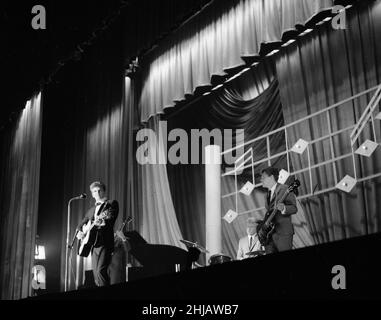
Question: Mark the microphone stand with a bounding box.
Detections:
[64,197,84,292]
[125,217,133,281]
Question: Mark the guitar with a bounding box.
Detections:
[114,216,132,242]
[78,209,112,257]
[257,180,300,246]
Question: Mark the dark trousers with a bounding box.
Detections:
[265,233,293,254]
[91,246,112,286]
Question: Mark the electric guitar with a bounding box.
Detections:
[78,209,111,257]
[257,180,300,246]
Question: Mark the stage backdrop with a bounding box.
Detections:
[275,0,381,243]
[0,92,42,299]
[167,60,314,262]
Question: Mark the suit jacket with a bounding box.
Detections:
[265,183,297,235]
[236,234,262,260]
[78,199,119,251]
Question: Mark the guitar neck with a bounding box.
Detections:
[118,220,127,232]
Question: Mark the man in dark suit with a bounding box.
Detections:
[76,181,119,286]
[260,167,297,254]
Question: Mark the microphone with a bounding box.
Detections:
[70,193,87,201]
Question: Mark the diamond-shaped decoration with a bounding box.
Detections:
[336,175,356,193]
[278,169,290,184]
[290,139,309,154]
[240,181,254,196]
[223,209,238,223]
[355,139,378,157]
[375,112,381,120]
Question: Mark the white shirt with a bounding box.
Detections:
[248,234,263,252]
[248,234,255,250]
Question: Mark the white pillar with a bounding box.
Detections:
[205,145,222,263]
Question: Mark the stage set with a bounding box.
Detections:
[1,0,381,301]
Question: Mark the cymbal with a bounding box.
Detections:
[246,250,265,256]
[180,239,209,253]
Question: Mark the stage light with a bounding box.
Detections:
[223,209,238,223]
[225,74,240,83]
[266,49,280,57]
[355,139,378,157]
[291,138,309,154]
[316,17,332,26]
[298,29,313,37]
[211,84,223,91]
[281,39,296,47]
[32,265,46,290]
[240,181,254,196]
[336,175,356,193]
[35,245,46,260]
[225,68,250,83]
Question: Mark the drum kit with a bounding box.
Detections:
[180,239,265,266]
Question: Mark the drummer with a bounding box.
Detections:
[236,217,264,260]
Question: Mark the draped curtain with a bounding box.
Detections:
[275,0,381,243]
[139,116,186,249]
[167,61,313,261]
[140,0,333,122]
[0,92,42,299]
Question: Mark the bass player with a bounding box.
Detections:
[259,167,297,254]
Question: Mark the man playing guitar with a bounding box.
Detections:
[259,167,297,254]
[76,181,119,286]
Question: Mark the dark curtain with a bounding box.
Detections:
[0,93,42,299]
[37,20,142,291]
[275,0,381,243]
[167,61,313,262]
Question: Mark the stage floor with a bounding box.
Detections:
[28,233,381,300]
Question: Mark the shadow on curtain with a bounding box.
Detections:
[275,0,381,244]
[0,92,42,299]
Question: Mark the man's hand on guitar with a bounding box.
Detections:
[115,230,127,242]
[76,231,85,240]
[276,203,286,214]
[94,211,111,227]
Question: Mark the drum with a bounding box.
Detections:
[208,254,232,265]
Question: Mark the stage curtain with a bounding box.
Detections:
[275,0,381,243]
[48,27,139,290]
[139,0,333,122]
[139,116,187,250]
[167,62,313,262]
[0,92,42,299]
